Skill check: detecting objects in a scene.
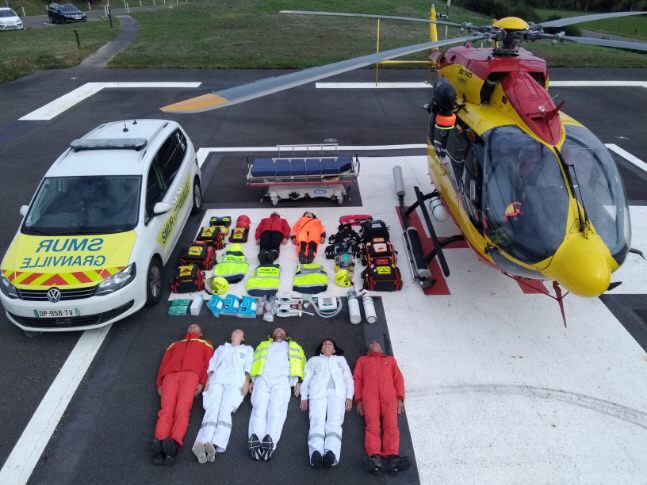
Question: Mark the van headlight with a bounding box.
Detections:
[0,274,19,299]
[95,263,136,296]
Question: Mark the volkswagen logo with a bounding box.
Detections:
[47,287,61,303]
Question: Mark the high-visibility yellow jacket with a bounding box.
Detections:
[245,264,280,296]
[292,263,328,294]
[250,337,305,379]
[213,243,248,283]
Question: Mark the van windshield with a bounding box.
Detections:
[0,9,18,17]
[23,175,141,235]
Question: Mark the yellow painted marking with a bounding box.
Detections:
[161,93,230,113]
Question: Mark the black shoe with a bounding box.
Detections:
[261,434,274,461]
[306,250,315,263]
[268,249,279,263]
[259,250,269,264]
[162,437,177,466]
[386,455,411,474]
[310,450,324,468]
[363,454,384,475]
[322,450,336,468]
[151,439,164,466]
[248,434,262,461]
[298,250,307,264]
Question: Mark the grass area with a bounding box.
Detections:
[536,8,647,40]
[0,17,118,84]
[112,0,647,69]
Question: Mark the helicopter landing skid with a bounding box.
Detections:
[394,166,458,289]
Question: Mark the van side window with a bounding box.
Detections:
[156,129,187,187]
[145,162,166,224]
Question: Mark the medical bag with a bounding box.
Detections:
[363,239,397,267]
[196,226,225,250]
[178,241,216,270]
[360,219,390,243]
[209,216,231,235]
[361,264,403,292]
[229,226,250,243]
[171,264,205,293]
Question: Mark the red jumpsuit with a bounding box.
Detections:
[155,332,214,446]
[353,352,405,457]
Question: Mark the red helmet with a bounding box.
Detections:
[236,215,251,228]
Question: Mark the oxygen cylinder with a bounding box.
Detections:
[361,291,377,324]
[263,296,275,322]
[429,195,449,222]
[347,289,362,325]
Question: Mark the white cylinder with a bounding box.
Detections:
[430,195,449,222]
[347,289,361,325]
[362,293,377,324]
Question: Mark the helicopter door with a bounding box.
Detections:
[444,124,470,191]
[460,145,484,232]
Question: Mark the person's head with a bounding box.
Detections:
[229,329,245,345]
[187,323,202,337]
[272,327,287,342]
[316,338,344,357]
[270,211,280,218]
[302,211,316,219]
[367,339,383,354]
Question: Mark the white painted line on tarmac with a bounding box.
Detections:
[606,143,647,173]
[20,82,202,121]
[316,82,431,89]
[196,144,427,168]
[316,80,647,89]
[0,325,112,485]
[550,81,647,88]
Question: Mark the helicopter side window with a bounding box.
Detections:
[561,125,630,263]
[461,144,484,231]
[483,126,568,264]
[445,124,470,187]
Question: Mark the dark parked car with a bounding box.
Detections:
[47,3,87,24]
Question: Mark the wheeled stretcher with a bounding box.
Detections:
[246,145,360,205]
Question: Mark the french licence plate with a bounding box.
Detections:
[33,308,80,318]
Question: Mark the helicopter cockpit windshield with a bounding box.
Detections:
[483,126,568,265]
[561,125,630,264]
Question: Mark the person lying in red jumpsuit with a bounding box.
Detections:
[151,324,214,465]
[354,339,411,474]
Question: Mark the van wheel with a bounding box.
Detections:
[191,179,202,215]
[146,257,163,307]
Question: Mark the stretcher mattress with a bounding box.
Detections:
[250,157,354,178]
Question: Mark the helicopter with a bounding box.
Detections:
[160,7,647,300]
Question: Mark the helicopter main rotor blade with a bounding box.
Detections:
[161,34,480,113]
[540,11,646,28]
[560,34,647,52]
[280,10,463,28]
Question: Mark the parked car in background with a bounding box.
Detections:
[0,7,24,30]
[47,3,87,24]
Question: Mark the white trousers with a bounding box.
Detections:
[308,389,346,464]
[248,375,291,448]
[195,383,244,452]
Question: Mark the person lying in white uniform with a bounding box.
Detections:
[193,329,253,463]
[300,338,354,468]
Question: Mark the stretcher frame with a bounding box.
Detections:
[245,144,360,206]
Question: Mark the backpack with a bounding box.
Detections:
[363,239,397,267]
[361,264,403,292]
[196,226,225,250]
[360,219,390,243]
[229,226,250,243]
[171,264,205,293]
[210,216,231,236]
[178,241,216,270]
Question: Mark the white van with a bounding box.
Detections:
[0,119,202,332]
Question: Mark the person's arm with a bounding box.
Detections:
[341,357,354,400]
[300,358,314,403]
[199,344,215,387]
[392,358,405,413]
[155,343,174,391]
[281,219,291,239]
[353,359,364,416]
[255,219,266,241]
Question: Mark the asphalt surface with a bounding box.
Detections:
[0,66,646,483]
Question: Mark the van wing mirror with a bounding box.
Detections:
[19,205,29,217]
[153,202,172,215]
